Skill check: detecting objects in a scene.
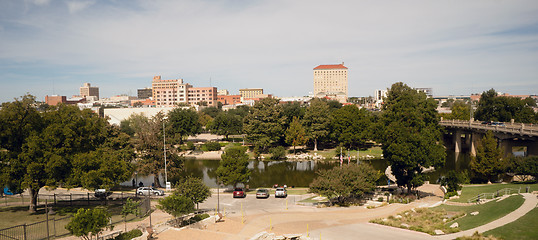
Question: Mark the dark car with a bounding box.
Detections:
[94,189,112,199]
[233,188,246,198]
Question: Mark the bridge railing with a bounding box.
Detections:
[439,120,538,137]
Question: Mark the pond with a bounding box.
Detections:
[128,150,471,189]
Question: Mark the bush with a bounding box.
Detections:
[270,146,287,160]
[182,141,195,151]
[203,142,221,151]
[113,229,142,240]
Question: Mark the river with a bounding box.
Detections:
[128,150,471,189]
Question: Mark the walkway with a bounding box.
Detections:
[434,193,538,240]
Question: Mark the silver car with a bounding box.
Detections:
[275,187,287,198]
[137,187,164,196]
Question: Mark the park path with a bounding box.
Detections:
[434,193,537,240]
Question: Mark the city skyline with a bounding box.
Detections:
[1,0,538,103]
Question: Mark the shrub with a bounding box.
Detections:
[203,142,221,151]
[113,229,142,240]
[270,146,287,160]
[181,141,195,151]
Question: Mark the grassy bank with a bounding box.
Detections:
[452,183,536,203]
[484,207,538,240]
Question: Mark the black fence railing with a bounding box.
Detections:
[0,194,152,240]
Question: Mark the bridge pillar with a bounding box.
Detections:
[528,141,538,156]
[470,133,478,157]
[454,130,462,153]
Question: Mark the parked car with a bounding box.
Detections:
[94,189,112,199]
[275,187,287,198]
[256,188,269,199]
[491,121,506,126]
[137,187,164,196]
[233,188,246,198]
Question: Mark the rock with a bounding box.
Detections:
[382,218,388,222]
[404,212,409,215]
[411,208,416,213]
[401,223,410,228]
[470,211,479,216]
[395,215,402,219]
[434,230,445,235]
[450,222,459,228]
[442,218,447,223]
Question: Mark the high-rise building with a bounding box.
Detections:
[374,89,387,108]
[152,76,190,107]
[415,88,433,98]
[80,83,99,100]
[313,63,348,103]
[188,87,217,107]
[137,88,152,99]
[239,88,264,99]
[152,76,217,107]
[217,89,229,96]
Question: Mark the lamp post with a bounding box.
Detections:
[163,116,168,189]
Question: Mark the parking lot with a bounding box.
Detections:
[198,189,313,217]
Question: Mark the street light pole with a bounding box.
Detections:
[163,116,168,186]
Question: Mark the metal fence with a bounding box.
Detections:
[0,195,152,240]
[1,192,140,208]
[0,216,71,240]
[467,187,522,203]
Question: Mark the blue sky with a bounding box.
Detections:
[1,0,538,103]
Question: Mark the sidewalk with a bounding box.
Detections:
[434,193,538,240]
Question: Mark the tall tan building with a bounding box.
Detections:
[313,63,348,103]
[80,83,99,100]
[239,88,263,99]
[152,76,191,107]
[152,76,217,107]
[188,87,217,107]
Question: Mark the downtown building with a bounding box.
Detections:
[313,63,348,103]
[152,76,217,107]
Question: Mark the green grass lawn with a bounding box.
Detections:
[452,183,536,203]
[0,203,142,230]
[434,195,525,230]
[484,207,538,240]
[372,194,525,235]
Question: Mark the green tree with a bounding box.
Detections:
[379,82,446,193]
[167,107,201,144]
[66,208,111,240]
[285,116,307,154]
[121,198,139,232]
[450,100,470,120]
[303,98,330,151]
[1,97,126,212]
[215,146,250,188]
[474,89,536,123]
[330,105,370,149]
[506,156,538,182]
[201,106,222,118]
[470,131,503,183]
[125,113,166,187]
[243,98,286,152]
[157,193,195,226]
[175,176,211,210]
[281,101,305,131]
[209,112,243,140]
[309,163,380,205]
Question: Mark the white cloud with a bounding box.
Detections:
[66,0,95,14]
[29,0,51,6]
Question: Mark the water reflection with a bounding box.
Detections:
[125,150,471,188]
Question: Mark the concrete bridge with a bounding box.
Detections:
[440,120,538,157]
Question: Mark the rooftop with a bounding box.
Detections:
[314,64,348,70]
